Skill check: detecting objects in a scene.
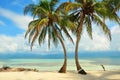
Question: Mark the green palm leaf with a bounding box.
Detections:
[25,20,38,38]
[50,0,59,11]
[24,4,36,15]
[65,3,82,12]
[93,14,111,40]
[38,27,47,46]
[55,2,70,13]
[85,16,92,39]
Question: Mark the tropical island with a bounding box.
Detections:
[0,0,120,80]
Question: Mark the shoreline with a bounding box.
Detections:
[1,58,120,71]
[0,70,119,80]
[0,58,120,80]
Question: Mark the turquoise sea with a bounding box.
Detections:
[0,58,120,71]
[0,51,120,71]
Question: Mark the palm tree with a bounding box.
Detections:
[58,0,120,74]
[24,0,74,73]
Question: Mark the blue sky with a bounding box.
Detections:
[0,0,120,54]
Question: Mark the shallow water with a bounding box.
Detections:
[0,58,120,71]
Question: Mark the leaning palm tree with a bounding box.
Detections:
[58,0,120,74]
[24,0,74,73]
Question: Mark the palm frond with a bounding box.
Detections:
[28,27,36,44]
[107,12,120,25]
[50,0,59,11]
[62,27,74,44]
[85,16,92,39]
[55,2,70,13]
[38,18,49,27]
[75,0,84,3]
[65,3,82,12]
[33,6,48,19]
[69,11,80,22]
[30,27,39,50]
[94,2,108,17]
[113,2,120,12]
[48,26,52,49]
[39,0,50,12]
[25,20,38,38]
[102,0,120,22]
[104,0,120,12]
[24,4,36,15]
[38,27,47,46]
[51,27,59,47]
[54,24,64,40]
[30,18,49,49]
[93,14,111,40]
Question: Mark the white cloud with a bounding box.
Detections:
[0,35,19,53]
[64,27,110,52]
[0,34,30,53]
[0,20,6,26]
[0,11,120,54]
[0,7,32,30]
[77,25,120,51]
[0,35,18,53]
[110,25,120,50]
[0,33,55,54]
[0,24,120,54]
[111,25,120,34]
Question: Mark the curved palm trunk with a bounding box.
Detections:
[52,26,67,73]
[75,13,87,75]
[58,36,67,73]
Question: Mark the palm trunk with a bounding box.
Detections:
[52,25,67,73]
[75,13,87,75]
[58,37,67,73]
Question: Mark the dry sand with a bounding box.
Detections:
[0,70,119,80]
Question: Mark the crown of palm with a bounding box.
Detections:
[59,0,120,40]
[24,0,74,49]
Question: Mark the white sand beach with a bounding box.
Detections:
[0,70,119,80]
